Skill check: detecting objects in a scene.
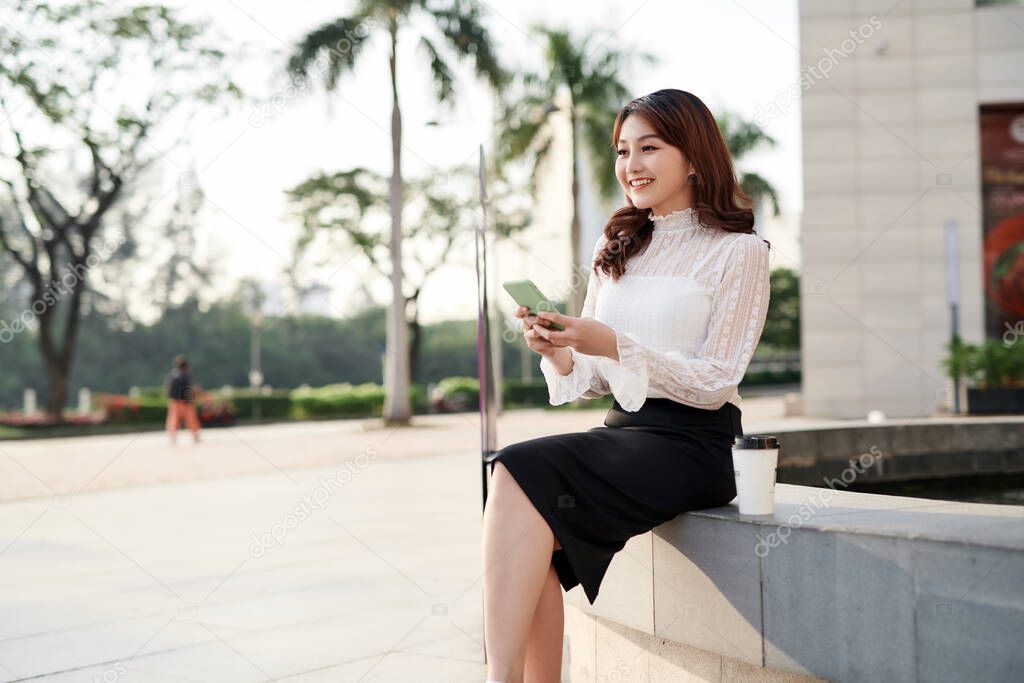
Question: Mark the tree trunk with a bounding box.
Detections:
[383,22,411,424]
[409,318,421,384]
[35,272,81,421]
[45,360,69,419]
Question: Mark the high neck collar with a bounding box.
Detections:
[650,207,700,232]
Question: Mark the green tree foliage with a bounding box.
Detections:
[0,0,239,417]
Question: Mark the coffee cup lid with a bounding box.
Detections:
[733,435,779,449]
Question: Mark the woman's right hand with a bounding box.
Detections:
[514,305,559,357]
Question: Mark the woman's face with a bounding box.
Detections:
[614,114,695,216]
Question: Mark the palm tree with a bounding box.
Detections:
[717,111,781,220]
[499,27,655,316]
[287,0,505,424]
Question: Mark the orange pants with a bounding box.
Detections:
[166,399,201,441]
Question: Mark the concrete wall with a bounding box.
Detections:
[798,0,1024,418]
[563,483,1024,682]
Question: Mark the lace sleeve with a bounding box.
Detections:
[538,236,612,404]
[597,234,771,411]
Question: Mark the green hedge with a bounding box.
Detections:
[101,395,169,423]
[223,390,293,419]
[290,382,386,418]
[432,376,479,411]
[502,379,549,407]
[410,383,429,413]
[741,368,801,386]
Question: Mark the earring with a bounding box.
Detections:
[687,172,699,185]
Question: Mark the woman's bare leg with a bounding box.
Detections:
[483,462,557,682]
[523,563,564,683]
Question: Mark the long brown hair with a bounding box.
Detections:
[595,89,769,280]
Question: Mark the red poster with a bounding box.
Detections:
[981,105,1024,341]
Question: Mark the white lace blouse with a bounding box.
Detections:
[538,206,771,412]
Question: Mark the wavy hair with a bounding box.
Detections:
[595,89,770,280]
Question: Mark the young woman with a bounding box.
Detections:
[481,89,772,683]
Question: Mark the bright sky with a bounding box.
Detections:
[160,0,802,323]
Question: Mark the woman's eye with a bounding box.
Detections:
[616,145,655,156]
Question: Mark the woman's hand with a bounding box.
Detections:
[514,305,561,357]
[531,309,620,361]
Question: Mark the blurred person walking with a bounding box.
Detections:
[165,355,201,445]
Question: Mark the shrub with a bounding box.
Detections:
[290,383,386,418]
[220,389,293,419]
[431,376,479,412]
[98,393,236,426]
[943,337,1024,389]
[502,379,549,407]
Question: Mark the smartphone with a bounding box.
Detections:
[502,279,566,331]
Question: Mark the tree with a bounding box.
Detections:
[286,0,506,425]
[761,267,800,350]
[285,164,528,381]
[716,111,781,220]
[0,1,239,418]
[501,34,784,316]
[499,27,654,315]
[150,170,217,312]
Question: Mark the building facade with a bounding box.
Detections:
[799,0,1024,418]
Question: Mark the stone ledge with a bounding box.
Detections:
[564,484,1024,683]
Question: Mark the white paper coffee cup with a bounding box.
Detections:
[732,435,780,515]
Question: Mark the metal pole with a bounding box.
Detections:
[473,143,500,668]
[951,302,961,414]
[476,143,498,509]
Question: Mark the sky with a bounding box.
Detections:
[155,0,803,324]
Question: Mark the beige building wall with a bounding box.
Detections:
[798,0,1024,418]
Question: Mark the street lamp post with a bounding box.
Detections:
[249,309,264,420]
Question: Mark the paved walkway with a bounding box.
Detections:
[0,394,913,681]
[0,394,807,504]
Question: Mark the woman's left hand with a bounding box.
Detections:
[531,311,620,361]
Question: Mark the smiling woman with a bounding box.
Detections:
[482,89,772,683]
[601,88,766,280]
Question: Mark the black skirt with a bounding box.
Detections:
[489,397,743,605]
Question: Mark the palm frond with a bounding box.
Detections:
[286,16,372,91]
[428,1,506,89]
[580,106,620,200]
[418,35,455,104]
[496,91,557,162]
[739,171,781,217]
[718,110,777,159]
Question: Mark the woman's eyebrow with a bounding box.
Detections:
[616,133,661,144]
